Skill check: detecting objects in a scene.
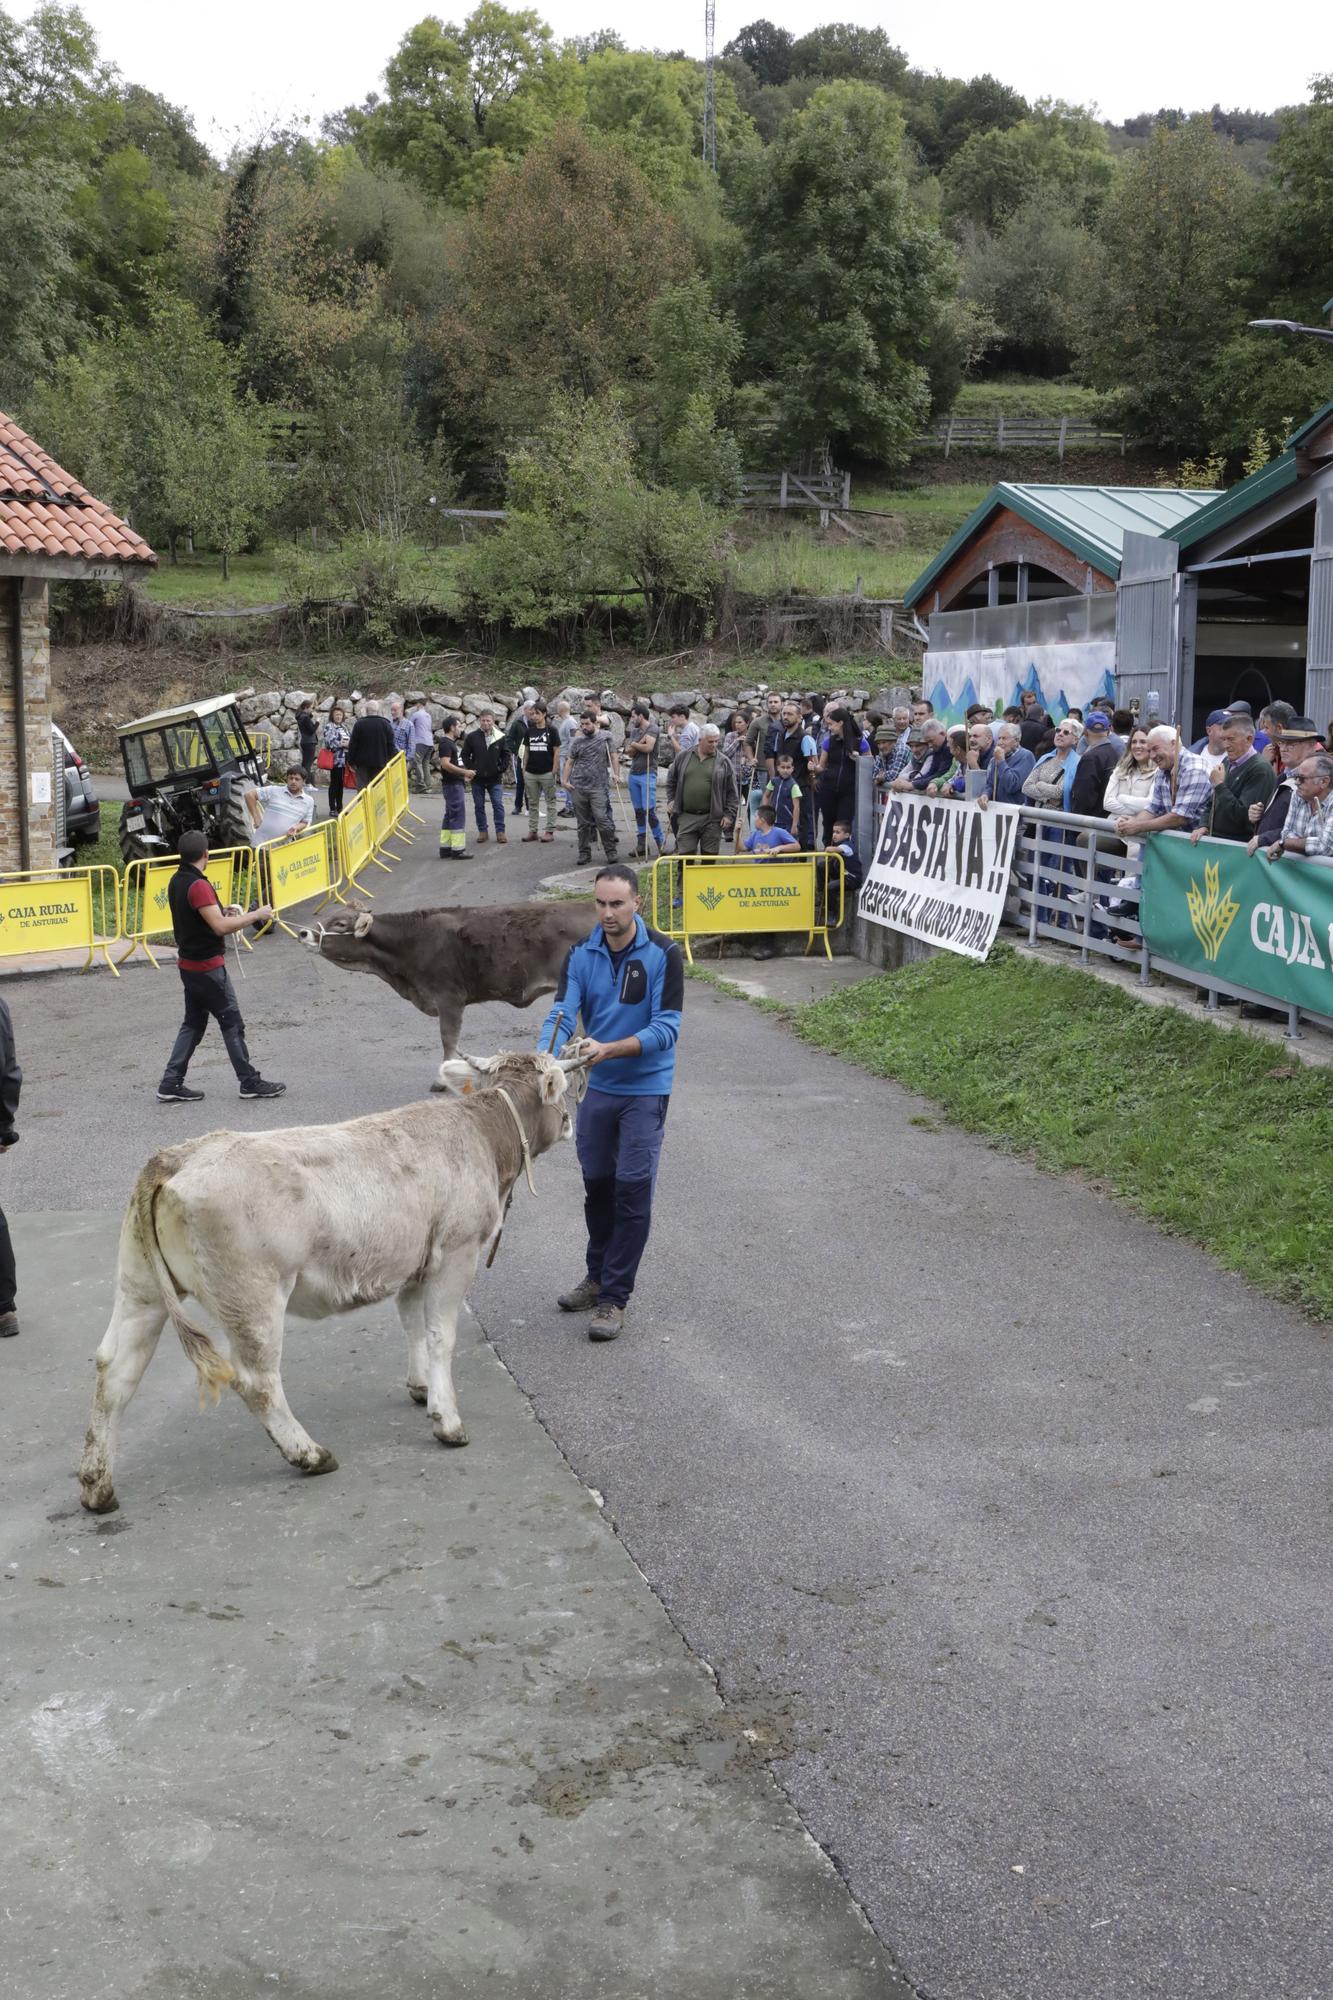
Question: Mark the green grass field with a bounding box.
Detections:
[953,379,1106,419]
[795,947,1333,1321]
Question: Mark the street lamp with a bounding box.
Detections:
[1247,319,1333,345]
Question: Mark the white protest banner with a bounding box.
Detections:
[859,795,1020,961]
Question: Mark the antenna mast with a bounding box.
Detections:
[703,0,717,170]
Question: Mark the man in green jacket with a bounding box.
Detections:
[1194,709,1278,842]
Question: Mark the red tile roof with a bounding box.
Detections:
[0,412,156,568]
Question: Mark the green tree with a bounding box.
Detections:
[1079,117,1253,454]
[0,1,114,163]
[350,5,583,202]
[456,393,729,643]
[959,192,1093,373]
[164,393,273,579]
[436,123,690,444]
[644,279,744,501]
[0,161,81,403]
[722,19,793,88]
[787,22,907,91]
[1241,76,1333,319]
[941,100,1112,229]
[730,82,954,462]
[286,363,454,540]
[1201,336,1333,459]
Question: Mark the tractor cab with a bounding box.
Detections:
[117,696,267,861]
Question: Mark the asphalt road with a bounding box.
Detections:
[5,806,1331,2000]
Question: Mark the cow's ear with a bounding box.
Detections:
[353,912,373,938]
[540,1059,567,1104]
[436,1058,475,1095]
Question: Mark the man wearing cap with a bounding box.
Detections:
[1191,710,1230,773]
[1068,710,1121,816]
[1191,708,1278,843]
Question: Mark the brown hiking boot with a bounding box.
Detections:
[557,1275,601,1313]
[588,1303,624,1342]
[496,831,508,843]
[522,832,539,842]
[476,830,489,843]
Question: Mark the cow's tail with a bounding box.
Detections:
[132,1155,234,1407]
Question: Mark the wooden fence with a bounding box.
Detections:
[739,468,851,523]
[912,415,1125,459]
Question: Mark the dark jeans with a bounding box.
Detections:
[575,1090,669,1307]
[327,763,345,814]
[161,967,259,1089]
[817,784,855,848]
[0,1202,14,1311]
[512,762,526,813]
[471,778,506,834]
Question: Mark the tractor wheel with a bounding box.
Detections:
[214,789,254,855]
[118,799,161,865]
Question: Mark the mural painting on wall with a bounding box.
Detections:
[921,644,1117,725]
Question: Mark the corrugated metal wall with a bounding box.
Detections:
[1304,491,1333,733]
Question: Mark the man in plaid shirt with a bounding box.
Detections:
[1113,725,1211,839]
[1265,752,1333,860]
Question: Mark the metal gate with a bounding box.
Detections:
[1115,531,1195,724]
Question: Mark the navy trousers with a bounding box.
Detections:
[575,1090,669,1307]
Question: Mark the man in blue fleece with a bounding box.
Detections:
[539,864,684,1342]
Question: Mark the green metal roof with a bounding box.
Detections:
[904,482,1222,611]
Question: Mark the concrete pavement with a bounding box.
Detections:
[3,1211,903,2000]
[1,806,1329,1999]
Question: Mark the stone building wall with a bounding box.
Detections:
[0,579,56,873]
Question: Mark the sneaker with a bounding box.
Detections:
[557,1275,601,1313]
[0,1310,19,1337]
[588,1303,624,1342]
[239,1078,287,1100]
[157,1083,205,1104]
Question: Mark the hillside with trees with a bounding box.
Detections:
[4,2,1330,649]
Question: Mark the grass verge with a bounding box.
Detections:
[791,944,1333,1320]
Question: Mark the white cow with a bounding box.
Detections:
[79,1048,589,1514]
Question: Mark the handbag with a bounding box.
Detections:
[316,748,334,771]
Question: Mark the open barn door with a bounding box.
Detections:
[1115,532,1195,726]
[1304,490,1333,733]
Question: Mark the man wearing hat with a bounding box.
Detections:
[1242,713,1321,850]
[1191,710,1231,774]
[1191,708,1278,842]
[1068,710,1122,816]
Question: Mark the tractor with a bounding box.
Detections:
[117,695,270,863]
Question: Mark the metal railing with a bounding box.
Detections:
[871,789,1333,1038]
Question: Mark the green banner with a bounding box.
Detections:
[1142,835,1333,1016]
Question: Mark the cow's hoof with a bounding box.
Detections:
[407,1381,428,1405]
[301,1448,339,1476]
[434,1423,469,1449]
[80,1485,118,1514]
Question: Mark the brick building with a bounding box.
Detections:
[0,415,155,871]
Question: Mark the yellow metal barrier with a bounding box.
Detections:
[119,845,254,967]
[255,819,343,937]
[385,752,416,839]
[338,789,375,889]
[648,852,844,963]
[0,865,124,974]
[366,766,400,860]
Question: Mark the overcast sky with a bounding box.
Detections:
[53,0,1324,149]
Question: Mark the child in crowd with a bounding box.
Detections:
[763,753,803,838]
[744,804,801,855]
[821,819,863,914]
[436,716,471,860]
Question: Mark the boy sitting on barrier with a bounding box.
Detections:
[816,819,862,925]
[744,804,801,857]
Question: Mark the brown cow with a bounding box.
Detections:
[297,900,594,1065]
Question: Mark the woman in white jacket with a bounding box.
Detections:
[1101,725,1156,907]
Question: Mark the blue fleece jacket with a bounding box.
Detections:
[538,916,684,1096]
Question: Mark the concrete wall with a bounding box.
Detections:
[0,579,57,872]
